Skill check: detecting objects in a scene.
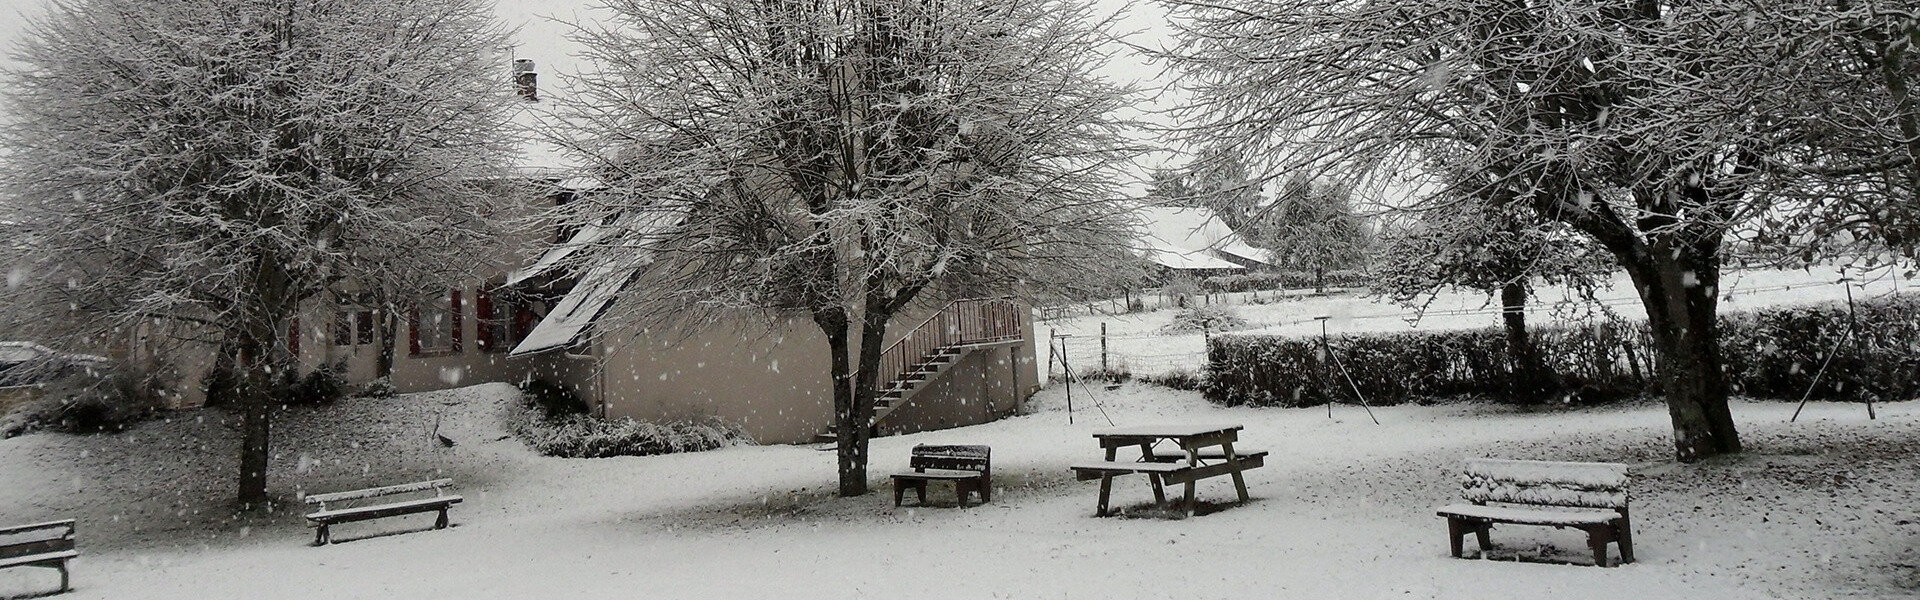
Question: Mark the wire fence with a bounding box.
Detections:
[1036,270,1906,381]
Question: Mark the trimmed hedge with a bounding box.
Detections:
[1201,270,1370,293]
[1205,293,1920,407]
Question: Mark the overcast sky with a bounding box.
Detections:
[0,0,1182,189]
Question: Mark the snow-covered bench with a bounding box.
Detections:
[303,479,462,545]
[1435,459,1635,567]
[0,519,76,594]
[892,445,991,507]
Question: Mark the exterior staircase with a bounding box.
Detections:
[814,297,1024,443]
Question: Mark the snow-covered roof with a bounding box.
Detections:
[508,208,683,356]
[0,341,108,366]
[508,261,634,356]
[506,222,606,286]
[1134,206,1272,270]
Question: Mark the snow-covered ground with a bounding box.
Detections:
[1,382,1915,599]
[1043,264,1913,377]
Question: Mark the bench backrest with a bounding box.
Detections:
[0,519,75,559]
[910,444,990,472]
[1460,459,1629,510]
[302,479,453,509]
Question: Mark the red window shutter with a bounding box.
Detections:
[475,288,494,352]
[408,303,421,357]
[288,317,300,356]
[449,290,463,354]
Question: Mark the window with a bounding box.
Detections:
[409,289,462,356]
[476,288,515,353]
[334,294,377,346]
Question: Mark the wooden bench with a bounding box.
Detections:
[0,519,76,594]
[304,479,462,546]
[1071,461,1196,516]
[891,445,991,508]
[1435,459,1635,567]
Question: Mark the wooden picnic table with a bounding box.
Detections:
[1071,424,1265,516]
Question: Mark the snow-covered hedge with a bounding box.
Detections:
[1200,270,1369,293]
[505,404,752,459]
[1206,293,1920,406]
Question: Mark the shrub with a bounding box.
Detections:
[286,363,349,406]
[3,364,166,436]
[1162,305,1248,333]
[1204,292,1920,407]
[355,376,397,399]
[506,405,752,458]
[518,379,590,419]
[1141,368,1205,391]
[1200,270,1371,293]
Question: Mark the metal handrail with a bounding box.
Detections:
[874,297,1023,393]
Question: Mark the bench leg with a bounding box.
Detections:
[980,474,991,503]
[435,508,450,530]
[955,481,970,508]
[1222,441,1250,503]
[1474,522,1492,553]
[1148,473,1167,507]
[1583,526,1616,567]
[915,481,927,505]
[1096,474,1114,517]
[893,480,907,507]
[1617,514,1635,564]
[58,559,70,593]
[1181,480,1196,516]
[1447,517,1467,558]
[313,524,330,546]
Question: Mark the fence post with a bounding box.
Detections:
[1047,327,1056,383]
[1100,322,1109,373]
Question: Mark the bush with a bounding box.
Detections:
[1204,292,1920,407]
[355,376,397,399]
[518,379,590,419]
[287,363,349,406]
[1201,270,1371,293]
[3,364,167,436]
[1162,305,1248,333]
[1140,368,1205,391]
[506,405,751,458]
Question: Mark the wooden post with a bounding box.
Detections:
[1100,322,1109,373]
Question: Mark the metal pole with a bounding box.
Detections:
[1100,322,1109,373]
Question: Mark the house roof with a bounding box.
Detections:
[507,208,683,356]
[1134,206,1272,270]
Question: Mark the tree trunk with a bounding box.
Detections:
[235,325,277,507]
[1500,280,1555,402]
[1627,244,1742,461]
[844,307,895,497]
[814,307,867,497]
[1313,266,1325,293]
[375,299,398,379]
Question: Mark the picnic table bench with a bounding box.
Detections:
[1435,458,1635,567]
[0,519,76,594]
[892,445,991,507]
[1071,424,1264,516]
[304,479,462,546]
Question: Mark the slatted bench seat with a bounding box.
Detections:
[1144,448,1269,463]
[303,479,462,546]
[1071,461,1196,516]
[0,519,77,595]
[892,445,991,508]
[1435,459,1635,567]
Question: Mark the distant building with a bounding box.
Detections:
[1134,206,1274,279]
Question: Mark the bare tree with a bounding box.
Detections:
[1162,0,1917,460]
[0,0,518,505]
[1372,180,1614,400]
[1262,176,1370,292]
[553,0,1141,496]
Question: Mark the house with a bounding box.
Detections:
[1135,206,1274,279]
[266,3,1042,445]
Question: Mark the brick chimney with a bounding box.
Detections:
[513,59,538,102]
